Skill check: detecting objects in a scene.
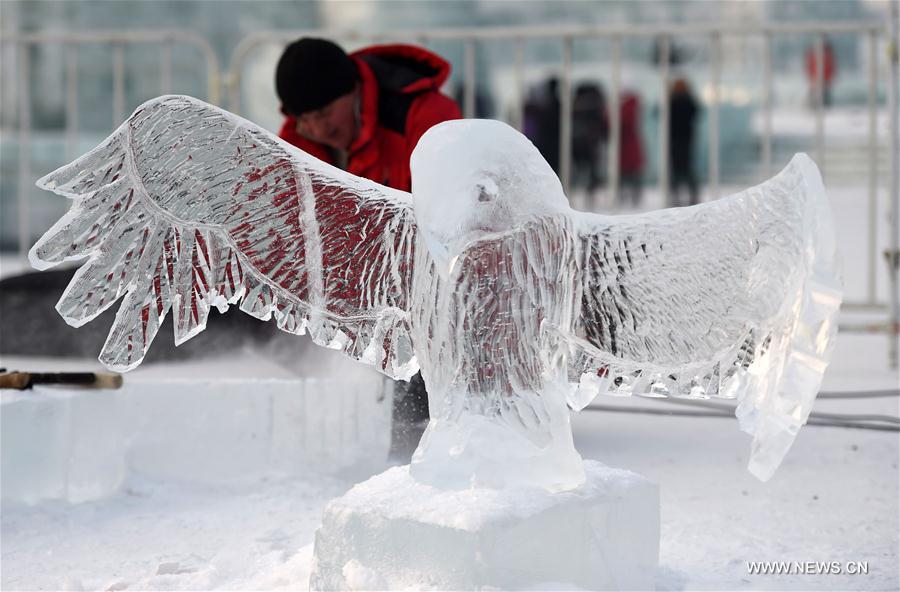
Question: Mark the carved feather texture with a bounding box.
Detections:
[32,95,418,377]
[555,154,841,479]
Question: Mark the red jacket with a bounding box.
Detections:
[279,44,461,191]
[619,92,644,174]
[805,46,836,84]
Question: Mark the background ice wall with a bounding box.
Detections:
[1,354,391,505]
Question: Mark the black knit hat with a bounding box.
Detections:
[276,38,359,115]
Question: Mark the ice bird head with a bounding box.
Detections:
[410,119,568,277]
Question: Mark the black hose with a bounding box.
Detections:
[583,390,900,432]
[817,389,900,399]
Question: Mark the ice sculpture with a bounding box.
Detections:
[31,95,841,491]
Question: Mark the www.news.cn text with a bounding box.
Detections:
[747,561,869,575]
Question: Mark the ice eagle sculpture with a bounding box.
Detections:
[31,96,841,491]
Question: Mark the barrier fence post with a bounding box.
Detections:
[867,30,879,307]
[762,32,773,179]
[463,38,476,118]
[112,41,125,125]
[560,36,574,198]
[17,41,31,263]
[608,34,622,206]
[513,38,525,132]
[814,32,826,176]
[658,34,670,205]
[709,32,721,199]
[65,43,79,161]
[887,0,900,369]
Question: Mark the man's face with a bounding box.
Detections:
[295,88,359,151]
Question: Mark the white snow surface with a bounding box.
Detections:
[750,106,890,139]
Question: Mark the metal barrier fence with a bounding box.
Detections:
[1,23,897,366]
[228,22,887,202]
[1,30,221,260]
[228,22,899,366]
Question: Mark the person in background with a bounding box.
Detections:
[668,77,700,207]
[276,38,461,191]
[275,38,461,459]
[534,77,562,174]
[453,83,494,119]
[522,85,543,145]
[618,90,645,208]
[805,39,837,108]
[571,82,609,204]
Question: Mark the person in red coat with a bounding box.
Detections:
[275,38,461,192]
[275,38,461,459]
[618,90,645,207]
[805,40,837,108]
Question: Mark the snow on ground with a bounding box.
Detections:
[1,351,390,591]
[1,474,341,591]
[750,106,890,140]
[2,166,897,590]
[1,330,896,591]
[575,330,899,591]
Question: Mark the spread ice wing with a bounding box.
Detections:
[557,154,841,480]
[31,95,418,377]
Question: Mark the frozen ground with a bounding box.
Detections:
[576,330,899,591]
[1,351,390,591]
[2,172,898,590]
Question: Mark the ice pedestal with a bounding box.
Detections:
[310,461,659,591]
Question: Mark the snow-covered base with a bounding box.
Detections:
[310,461,659,591]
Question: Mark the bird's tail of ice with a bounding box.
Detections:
[737,153,842,480]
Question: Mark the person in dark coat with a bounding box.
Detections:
[276,38,462,459]
[535,77,561,174]
[572,83,609,201]
[668,77,700,207]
